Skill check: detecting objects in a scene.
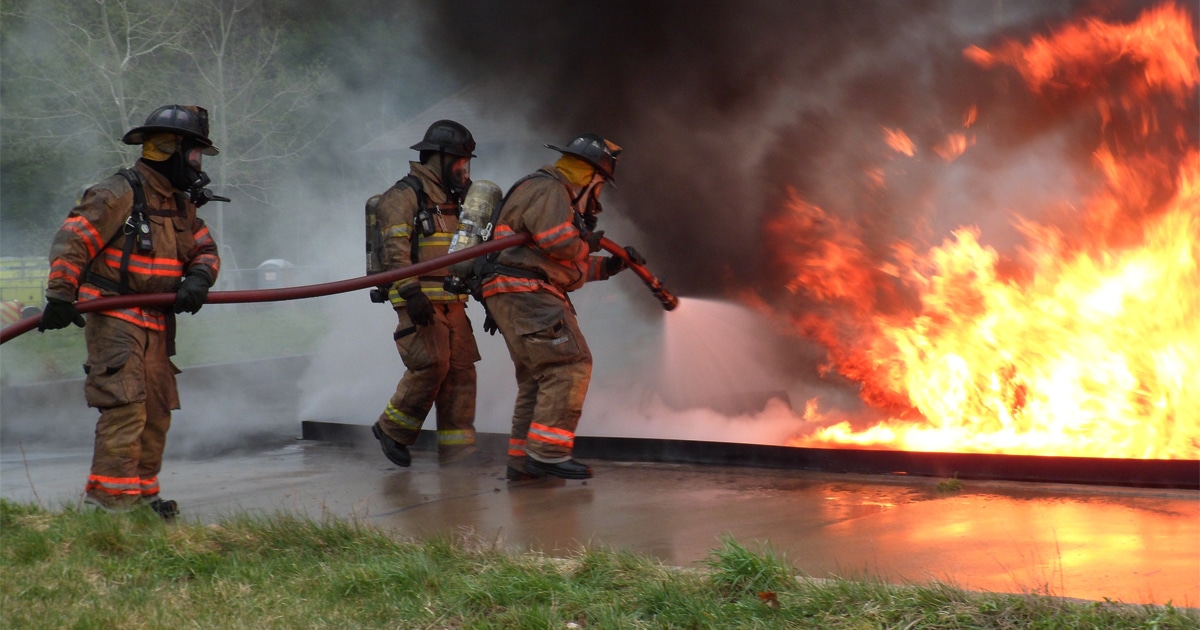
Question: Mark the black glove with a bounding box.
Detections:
[483,313,498,336]
[583,213,598,232]
[583,229,605,253]
[604,246,646,276]
[38,297,85,331]
[174,275,211,314]
[399,284,434,326]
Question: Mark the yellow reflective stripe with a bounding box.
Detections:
[438,430,476,446]
[384,224,411,239]
[383,403,422,431]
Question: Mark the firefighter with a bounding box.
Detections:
[480,134,644,480]
[38,105,223,519]
[370,119,483,467]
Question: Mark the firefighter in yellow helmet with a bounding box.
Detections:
[39,105,224,519]
[369,120,483,467]
[480,134,644,480]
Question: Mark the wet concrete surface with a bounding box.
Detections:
[2,437,1196,608]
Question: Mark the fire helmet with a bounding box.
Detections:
[546,134,622,182]
[122,105,218,155]
[410,119,477,158]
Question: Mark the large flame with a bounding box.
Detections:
[766,3,1199,459]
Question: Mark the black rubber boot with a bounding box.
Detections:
[524,458,593,480]
[506,466,544,481]
[145,498,179,520]
[372,423,412,467]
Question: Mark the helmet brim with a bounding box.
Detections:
[122,127,219,155]
[545,143,616,184]
[409,141,476,158]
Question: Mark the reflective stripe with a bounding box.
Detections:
[508,438,527,457]
[383,403,423,431]
[384,224,411,239]
[86,474,142,496]
[533,220,578,249]
[140,477,160,497]
[480,276,566,301]
[49,259,83,288]
[78,285,168,331]
[438,429,476,446]
[99,250,185,277]
[63,216,104,259]
[528,423,574,449]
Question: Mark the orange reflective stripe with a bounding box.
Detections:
[528,423,574,448]
[99,251,184,277]
[508,438,527,457]
[480,277,566,301]
[63,216,104,258]
[78,287,168,330]
[140,477,160,496]
[86,474,142,496]
[533,220,577,249]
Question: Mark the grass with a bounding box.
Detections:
[0,302,328,384]
[2,500,1195,629]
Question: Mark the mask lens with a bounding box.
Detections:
[185,147,204,171]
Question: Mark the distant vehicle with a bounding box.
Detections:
[0,257,49,321]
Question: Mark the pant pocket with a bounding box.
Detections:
[84,347,138,408]
[524,321,583,367]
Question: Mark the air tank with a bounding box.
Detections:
[446,180,502,277]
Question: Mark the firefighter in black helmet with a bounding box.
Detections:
[369,119,483,468]
[479,133,644,481]
[39,105,224,519]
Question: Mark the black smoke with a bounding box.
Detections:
[414,0,1143,297]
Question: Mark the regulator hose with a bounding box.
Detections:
[0,234,529,344]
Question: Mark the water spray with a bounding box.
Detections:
[598,236,679,311]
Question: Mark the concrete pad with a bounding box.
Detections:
[2,439,1196,608]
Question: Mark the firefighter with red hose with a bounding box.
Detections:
[368,120,483,467]
[480,134,645,480]
[38,105,224,519]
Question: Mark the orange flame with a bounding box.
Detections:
[883,127,916,156]
[768,3,1199,459]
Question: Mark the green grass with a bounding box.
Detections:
[2,500,1195,629]
[0,302,328,383]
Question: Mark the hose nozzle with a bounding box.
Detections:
[598,237,678,312]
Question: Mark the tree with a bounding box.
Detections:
[0,0,332,265]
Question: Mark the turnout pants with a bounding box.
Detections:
[485,290,592,468]
[82,314,180,508]
[376,300,480,459]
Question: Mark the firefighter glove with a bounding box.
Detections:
[399,284,434,326]
[174,275,210,314]
[39,297,85,331]
[583,229,605,253]
[604,246,646,276]
[483,313,498,336]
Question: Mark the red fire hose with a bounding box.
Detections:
[0,233,677,344]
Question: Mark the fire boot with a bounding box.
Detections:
[372,423,412,467]
[506,465,544,481]
[525,458,593,480]
[143,496,179,520]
